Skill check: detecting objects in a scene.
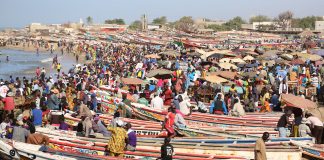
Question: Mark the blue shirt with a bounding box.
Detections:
[32,109,42,126]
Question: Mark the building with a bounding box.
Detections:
[194,18,226,28]
[29,23,50,32]
[84,24,127,33]
[315,21,324,31]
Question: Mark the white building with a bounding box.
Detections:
[315,21,324,31]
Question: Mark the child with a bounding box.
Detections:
[160,137,174,160]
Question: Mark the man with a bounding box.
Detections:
[106,119,128,157]
[160,137,174,160]
[1,92,15,112]
[254,132,270,160]
[137,93,149,106]
[31,102,42,126]
[164,107,176,138]
[212,94,227,115]
[298,118,312,137]
[277,110,292,137]
[305,112,323,144]
[125,123,136,151]
[151,93,163,110]
[27,127,49,146]
[230,98,246,117]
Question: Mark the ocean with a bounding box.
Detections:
[0,49,76,80]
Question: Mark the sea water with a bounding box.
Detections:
[0,49,75,80]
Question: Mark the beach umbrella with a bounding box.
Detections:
[281,94,317,109]
[187,52,202,57]
[311,49,324,57]
[290,58,305,65]
[280,54,293,60]
[243,55,255,61]
[160,50,180,57]
[218,63,238,70]
[231,58,246,64]
[200,61,214,66]
[219,58,231,63]
[146,68,173,79]
[209,71,237,80]
[121,77,146,85]
[145,54,161,59]
[291,52,323,61]
[204,75,228,84]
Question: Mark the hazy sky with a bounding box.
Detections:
[1,0,324,28]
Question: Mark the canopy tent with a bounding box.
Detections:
[281,94,317,109]
[187,52,202,57]
[218,63,238,70]
[204,75,228,84]
[121,77,146,85]
[146,68,173,79]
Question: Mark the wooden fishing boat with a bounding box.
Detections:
[290,140,324,160]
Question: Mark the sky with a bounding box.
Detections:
[1,0,324,28]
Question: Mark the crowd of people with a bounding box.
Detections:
[0,36,323,159]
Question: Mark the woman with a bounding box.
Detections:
[178,95,191,116]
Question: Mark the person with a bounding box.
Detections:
[151,93,163,110]
[163,85,173,106]
[298,118,312,137]
[58,115,69,130]
[137,93,149,106]
[160,137,174,160]
[125,123,136,151]
[277,110,292,137]
[230,98,246,117]
[305,112,323,144]
[260,98,271,113]
[178,95,191,115]
[27,127,49,145]
[12,118,30,142]
[254,132,270,160]
[35,67,41,78]
[47,89,60,110]
[211,94,227,115]
[93,116,110,137]
[164,107,176,138]
[174,112,186,129]
[1,92,15,112]
[31,102,42,126]
[106,119,128,157]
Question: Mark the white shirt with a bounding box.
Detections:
[0,85,9,98]
[179,101,191,115]
[307,116,323,127]
[150,96,163,110]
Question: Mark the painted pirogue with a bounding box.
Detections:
[35,127,308,160]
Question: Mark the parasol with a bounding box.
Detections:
[160,50,180,57]
[121,77,146,85]
[290,58,305,65]
[281,94,317,109]
[204,75,228,84]
[146,68,173,79]
[231,58,246,64]
[243,55,255,61]
[218,63,238,70]
[145,54,161,59]
[209,71,237,80]
[219,58,231,63]
[187,52,202,57]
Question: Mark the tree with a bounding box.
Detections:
[152,16,167,25]
[104,18,125,25]
[292,16,323,29]
[86,16,93,25]
[175,16,194,33]
[249,15,271,23]
[276,11,293,30]
[223,16,246,30]
[128,20,142,30]
[207,24,226,31]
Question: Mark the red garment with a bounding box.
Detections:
[163,89,172,106]
[165,112,175,134]
[2,97,14,111]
